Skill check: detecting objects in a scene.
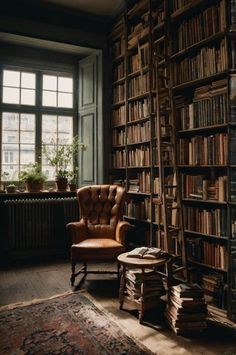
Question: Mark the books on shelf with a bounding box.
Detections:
[175,80,227,130]
[179,133,228,166]
[127,146,150,167]
[128,72,150,97]
[129,43,149,73]
[182,175,227,202]
[113,83,125,104]
[185,207,227,236]
[112,149,126,168]
[127,121,151,144]
[112,106,125,127]
[126,198,151,220]
[171,38,227,86]
[172,0,226,53]
[112,128,125,146]
[127,246,162,259]
[128,98,150,122]
[187,238,228,269]
[165,283,207,335]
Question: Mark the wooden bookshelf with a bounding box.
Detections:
[108,0,236,321]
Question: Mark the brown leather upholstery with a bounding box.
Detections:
[67,185,132,286]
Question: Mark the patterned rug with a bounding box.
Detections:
[0,291,152,355]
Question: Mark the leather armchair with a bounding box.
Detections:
[67,185,132,286]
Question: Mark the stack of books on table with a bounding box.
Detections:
[165,283,208,335]
[125,268,165,302]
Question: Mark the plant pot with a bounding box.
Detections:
[55,177,68,191]
[68,183,77,192]
[6,186,16,193]
[25,181,44,193]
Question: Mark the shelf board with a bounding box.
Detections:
[127,191,151,196]
[127,140,151,147]
[112,77,126,86]
[124,215,151,224]
[111,123,126,129]
[178,123,227,135]
[172,71,228,92]
[171,0,207,21]
[170,31,226,60]
[112,144,125,149]
[154,35,165,44]
[127,116,151,126]
[127,166,151,169]
[187,259,227,273]
[153,21,164,32]
[112,100,125,108]
[178,165,227,169]
[128,92,150,102]
[182,198,227,205]
[110,167,126,170]
[184,230,228,241]
[112,53,125,64]
[128,66,149,78]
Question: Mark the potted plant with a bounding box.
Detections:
[0,171,9,193]
[6,183,17,194]
[67,167,79,192]
[19,163,47,193]
[42,136,86,191]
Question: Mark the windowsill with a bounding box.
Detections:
[0,190,77,201]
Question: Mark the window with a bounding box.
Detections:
[0,67,75,182]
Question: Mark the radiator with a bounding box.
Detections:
[3,197,79,259]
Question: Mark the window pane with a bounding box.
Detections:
[2,112,19,131]
[2,131,18,144]
[43,90,57,107]
[21,89,35,105]
[2,144,19,165]
[42,165,55,180]
[20,114,35,131]
[42,115,57,143]
[3,70,20,87]
[58,77,73,93]
[58,116,73,136]
[58,92,73,108]
[1,165,19,181]
[20,144,35,165]
[21,72,36,89]
[3,87,20,104]
[43,75,57,91]
[20,132,35,144]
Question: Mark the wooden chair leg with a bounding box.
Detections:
[71,260,76,286]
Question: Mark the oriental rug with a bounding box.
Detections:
[0,291,152,355]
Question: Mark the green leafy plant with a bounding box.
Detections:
[19,163,47,183]
[42,136,86,180]
[67,167,79,184]
[1,171,10,181]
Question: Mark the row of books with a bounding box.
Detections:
[165,284,207,335]
[153,2,164,27]
[128,72,150,97]
[112,105,125,126]
[127,147,150,167]
[112,128,125,146]
[178,133,228,166]
[172,0,226,53]
[111,36,125,60]
[125,199,151,220]
[175,83,227,130]
[171,0,192,13]
[201,273,227,309]
[112,146,162,168]
[128,98,150,121]
[113,61,125,82]
[127,121,151,143]
[128,172,161,194]
[128,43,149,73]
[182,175,227,202]
[113,83,125,104]
[187,238,228,270]
[171,38,227,86]
[185,207,227,236]
[155,230,182,255]
[112,150,126,168]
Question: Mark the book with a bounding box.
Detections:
[171,283,204,298]
[127,247,162,259]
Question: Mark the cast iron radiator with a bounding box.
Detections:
[2,197,79,260]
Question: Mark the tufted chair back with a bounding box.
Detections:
[77,185,126,238]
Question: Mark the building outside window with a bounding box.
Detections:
[0,68,75,182]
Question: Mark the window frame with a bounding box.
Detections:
[0,64,78,183]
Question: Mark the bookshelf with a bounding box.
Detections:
[109,0,236,321]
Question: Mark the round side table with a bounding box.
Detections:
[117,252,169,323]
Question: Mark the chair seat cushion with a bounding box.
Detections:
[71,238,125,260]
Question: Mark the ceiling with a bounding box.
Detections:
[42,0,125,17]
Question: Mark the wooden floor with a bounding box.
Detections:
[1,259,236,355]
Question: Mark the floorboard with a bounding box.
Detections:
[0,259,236,355]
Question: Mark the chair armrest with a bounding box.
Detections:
[115,220,133,245]
[66,220,88,244]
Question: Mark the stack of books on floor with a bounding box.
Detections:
[165,283,208,335]
[125,268,165,302]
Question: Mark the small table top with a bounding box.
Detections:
[118,252,167,268]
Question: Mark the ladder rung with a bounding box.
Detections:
[164,185,177,188]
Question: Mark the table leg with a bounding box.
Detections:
[119,265,126,310]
